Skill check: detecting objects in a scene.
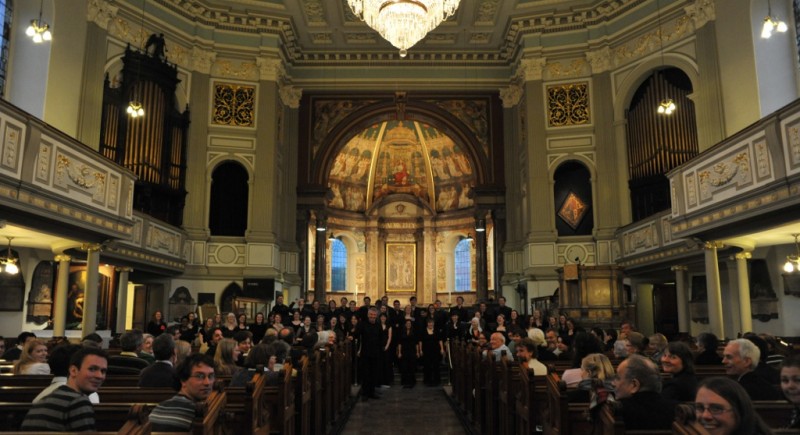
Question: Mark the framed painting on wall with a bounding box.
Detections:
[386,243,416,293]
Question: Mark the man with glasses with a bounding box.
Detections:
[149,354,217,431]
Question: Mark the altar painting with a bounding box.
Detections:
[386,243,415,293]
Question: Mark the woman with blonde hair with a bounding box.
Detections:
[568,353,615,402]
[174,340,192,366]
[222,313,238,338]
[13,338,50,375]
[214,338,241,376]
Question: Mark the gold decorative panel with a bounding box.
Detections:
[212,83,255,127]
[547,82,590,127]
[386,243,416,293]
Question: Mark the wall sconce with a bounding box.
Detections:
[462,234,473,242]
[328,232,337,242]
[316,218,327,232]
[26,0,52,44]
[762,0,788,39]
[475,219,486,233]
[1,236,19,275]
[783,233,800,273]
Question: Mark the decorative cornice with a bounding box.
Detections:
[703,241,724,250]
[191,46,216,75]
[734,252,752,260]
[256,57,285,82]
[684,0,715,29]
[519,58,547,82]
[87,0,118,31]
[585,47,612,74]
[54,254,72,262]
[81,243,103,252]
[279,84,302,109]
[670,265,688,272]
[499,84,523,108]
[115,266,134,273]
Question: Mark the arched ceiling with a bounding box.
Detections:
[327,120,475,213]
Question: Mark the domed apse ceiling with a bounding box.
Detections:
[327,121,475,213]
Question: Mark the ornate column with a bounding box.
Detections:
[52,254,71,337]
[703,242,725,338]
[475,215,488,301]
[735,252,753,333]
[313,214,328,303]
[671,265,690,333]
[492,209,506,297]
[81,244,102,334]
[115,267,133,334]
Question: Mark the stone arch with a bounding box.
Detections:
[219,282,243,314]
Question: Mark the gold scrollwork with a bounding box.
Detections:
[212,83,255,127]
[547,83,590,127]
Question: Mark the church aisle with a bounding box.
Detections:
[341,384,465,434]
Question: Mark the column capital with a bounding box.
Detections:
[54,254,72,262]
[81,243,103,252]
[670,265,688,272]
[734,252,752,260]
[115,266,134,273]
[703,241,724,250]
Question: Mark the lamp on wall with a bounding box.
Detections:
[762,0,788,39]
[655,0,676,116]
[783,233,800,273]
[25,0,52,44]
[475,219,486,232]
[127,0,146,118]
[328,232,337,242]
[1,236,19,275]
[347,0,461,57]
[463,234,473,242]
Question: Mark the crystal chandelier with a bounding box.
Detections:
[347,0,461,57]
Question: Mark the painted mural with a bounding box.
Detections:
[327,120,475,213]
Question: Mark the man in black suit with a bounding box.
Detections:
[108,330,149,372]
[139,334,179,390]
[496,296,512,321]
[270,294,291,321]
[723,338,783,400]
[358,296,372,322]
[359,307,381,401]
[612,355,675,430]
[449,296,468,324]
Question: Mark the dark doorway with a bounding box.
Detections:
[653,283,678,339]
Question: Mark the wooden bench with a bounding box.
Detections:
[0,374,52,387]
[265,362,294,434]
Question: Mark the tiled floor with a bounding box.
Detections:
[340,383,466,435]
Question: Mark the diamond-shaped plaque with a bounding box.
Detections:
[558,191,588,229]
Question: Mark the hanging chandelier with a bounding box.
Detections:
[347,0,461,57]
[25,0,52,43]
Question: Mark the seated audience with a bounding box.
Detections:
[624,331,648,357]
[175,340,192,366]
[2,331,36,361]
[21,348,108,432]
[722,338,782,400]
[81,333,103,349]
[528,328,556,361]
[648,333,668,364]
[516,337,547,375]
[204,327,224,357]
[149,354,216,432]
[483,332,512,362]
[661,341,698,402]
[229,343,281,387]
[214,338,241,377]
[138,333,156,364]
[568,353,615,403]
[544,328,570,360]
[33,344,100,404]
[695,332,723,365]
[233,330,253,366]
[694,376,773,435]
[743,333,780,385]
[108,330,149,373]
[13,338,50,375]
[603,329,617,353]
[612,354,675,431]
[780,353,800,429]
[562,331,603,387]
[138,334,179,390]
[761,333,786,369]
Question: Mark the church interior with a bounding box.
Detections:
[0,0,798,347]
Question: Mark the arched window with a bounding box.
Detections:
[331,238,347,292]
[454,238,471,292]
[0,0,13,97]
[209,161,249,236]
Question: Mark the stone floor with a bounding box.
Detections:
[340,383,466,435]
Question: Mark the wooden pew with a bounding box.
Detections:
[310,349,324,435]
[295,355,312,435]
[497,357,518,435]
[483,355,499,435]
[224,370,270,435]
[0,402,159,432]
[0,374,52,387]
[265,362,294,434]
[188,388,228,435]
[471,347,485,433]
[542,372,594,435]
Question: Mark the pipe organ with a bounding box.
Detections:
[100,47,189,226]
[626,69,698,221]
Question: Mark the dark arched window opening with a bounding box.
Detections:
[626,68,698,221]
[554,161,593,236]
[209,161,249,236]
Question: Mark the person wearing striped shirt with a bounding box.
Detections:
[21,347,108,432]
[149,353,216,431]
